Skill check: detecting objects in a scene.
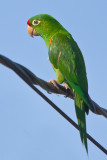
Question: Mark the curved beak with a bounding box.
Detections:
[27,25,39,37]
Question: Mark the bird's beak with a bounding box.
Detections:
[27,25,39,37]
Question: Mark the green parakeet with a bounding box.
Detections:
[27,14,94,152]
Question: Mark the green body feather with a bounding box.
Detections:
[28,14,94,152]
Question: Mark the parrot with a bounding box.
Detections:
[27,14,94,152]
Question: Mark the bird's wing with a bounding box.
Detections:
[49,33,94,111]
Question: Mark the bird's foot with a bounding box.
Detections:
[48,79,60,90]
[63,83,71,97]
[63,83,70,90]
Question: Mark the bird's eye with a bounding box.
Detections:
[32,20,40,26]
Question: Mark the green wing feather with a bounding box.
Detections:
[49,33,94,151]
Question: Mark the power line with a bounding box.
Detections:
[0,54,107,155]
[22,81,107,155]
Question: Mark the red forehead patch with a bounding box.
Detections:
[27,19,31,26]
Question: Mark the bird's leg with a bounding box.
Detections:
[48,79,60,90]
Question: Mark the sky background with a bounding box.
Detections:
[0,0,107,159]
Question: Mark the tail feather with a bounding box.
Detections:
[75,92,88,152]
[66,79,94,152]
[67,80,94,112]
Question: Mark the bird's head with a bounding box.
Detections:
[27,14,63,41]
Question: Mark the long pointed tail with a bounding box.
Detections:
[67,80,94,112]
[75,92,88,152]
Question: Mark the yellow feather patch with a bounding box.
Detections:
[58,51,61,63]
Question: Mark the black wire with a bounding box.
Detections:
[24,84,107,155]
[0,54,107,155]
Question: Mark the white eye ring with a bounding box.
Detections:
[32,20,40,26]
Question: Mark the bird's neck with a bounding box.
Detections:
[42,28,71,49]
[43,28,60,49]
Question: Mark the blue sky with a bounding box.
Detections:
[0,0,107,159]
